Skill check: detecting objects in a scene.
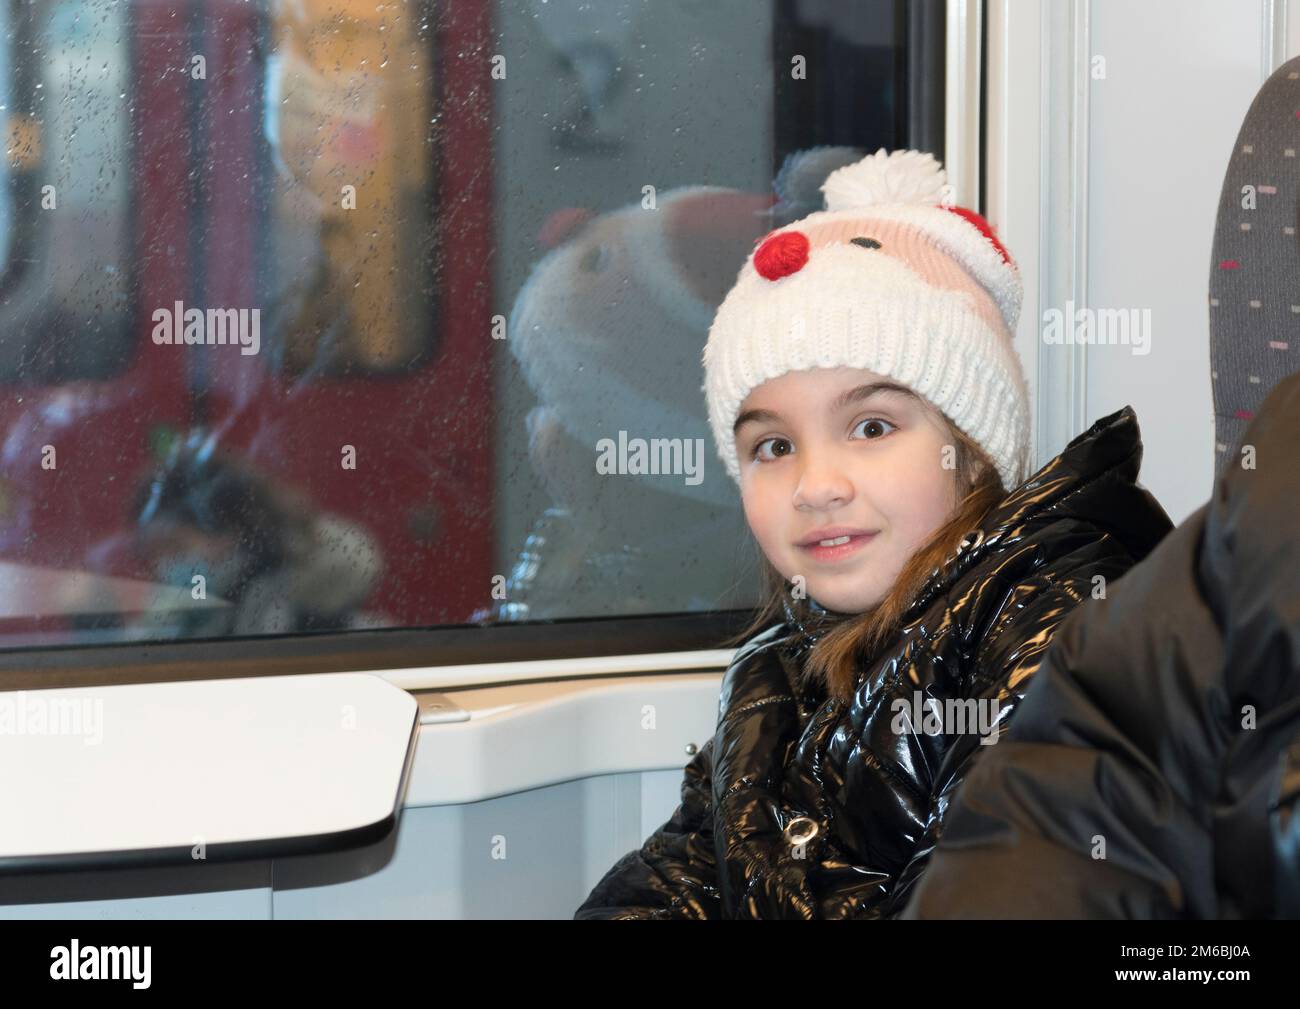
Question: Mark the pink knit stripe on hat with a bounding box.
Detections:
[790,216,1009,339]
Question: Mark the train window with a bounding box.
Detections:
[0,0,945,664]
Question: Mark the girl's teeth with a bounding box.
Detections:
[818,535,852,546]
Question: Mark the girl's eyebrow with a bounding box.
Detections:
[732,381,920,435]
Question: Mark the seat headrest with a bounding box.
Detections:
[1209,55,1300,480]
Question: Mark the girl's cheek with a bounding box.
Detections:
[740,489,767,542]
[887,461,950,538]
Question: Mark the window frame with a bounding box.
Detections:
[0,611,751,690]
[0,0,974,693]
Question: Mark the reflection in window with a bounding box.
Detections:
[0,0,9,275]
[482,0,942,622]
[0,0,133,384]
[261,2,435,376]
[0,0,943,651]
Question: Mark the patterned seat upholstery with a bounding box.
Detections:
[1208,54,1300,480]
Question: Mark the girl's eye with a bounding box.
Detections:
[751,436,792,462]
[853,417,897,440]
[751,420,895,461]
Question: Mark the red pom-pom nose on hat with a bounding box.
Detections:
[753,230,810,280]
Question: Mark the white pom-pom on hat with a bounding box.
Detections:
[820,147,947,212]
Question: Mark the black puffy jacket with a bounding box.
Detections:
[576,405,1174,918]
[902,371,1300,919]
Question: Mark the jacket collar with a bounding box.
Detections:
[778,404,1165,648]
[779,593,848,647]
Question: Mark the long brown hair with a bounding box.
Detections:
[722,413,1007,701]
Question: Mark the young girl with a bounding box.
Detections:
[575,148,1173,919]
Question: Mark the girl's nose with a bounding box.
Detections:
[792,454,855,510]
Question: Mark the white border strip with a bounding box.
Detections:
[1266,0,1300,70]
[945,0,983,208]
[1066,0,1092,443]
[1265,0,1284,75]
[986,0,1089,470]
[371,647,736,691]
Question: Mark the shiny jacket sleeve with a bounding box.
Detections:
[573,736,722,920]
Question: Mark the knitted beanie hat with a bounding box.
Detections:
[702,147,1031,492]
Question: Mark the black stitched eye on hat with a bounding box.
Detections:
[850,237,882,250]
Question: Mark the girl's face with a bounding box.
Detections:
[734,367,963,615]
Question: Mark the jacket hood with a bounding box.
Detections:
[779,404,1172,649]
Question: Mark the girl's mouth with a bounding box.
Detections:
[799,532,877,562]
